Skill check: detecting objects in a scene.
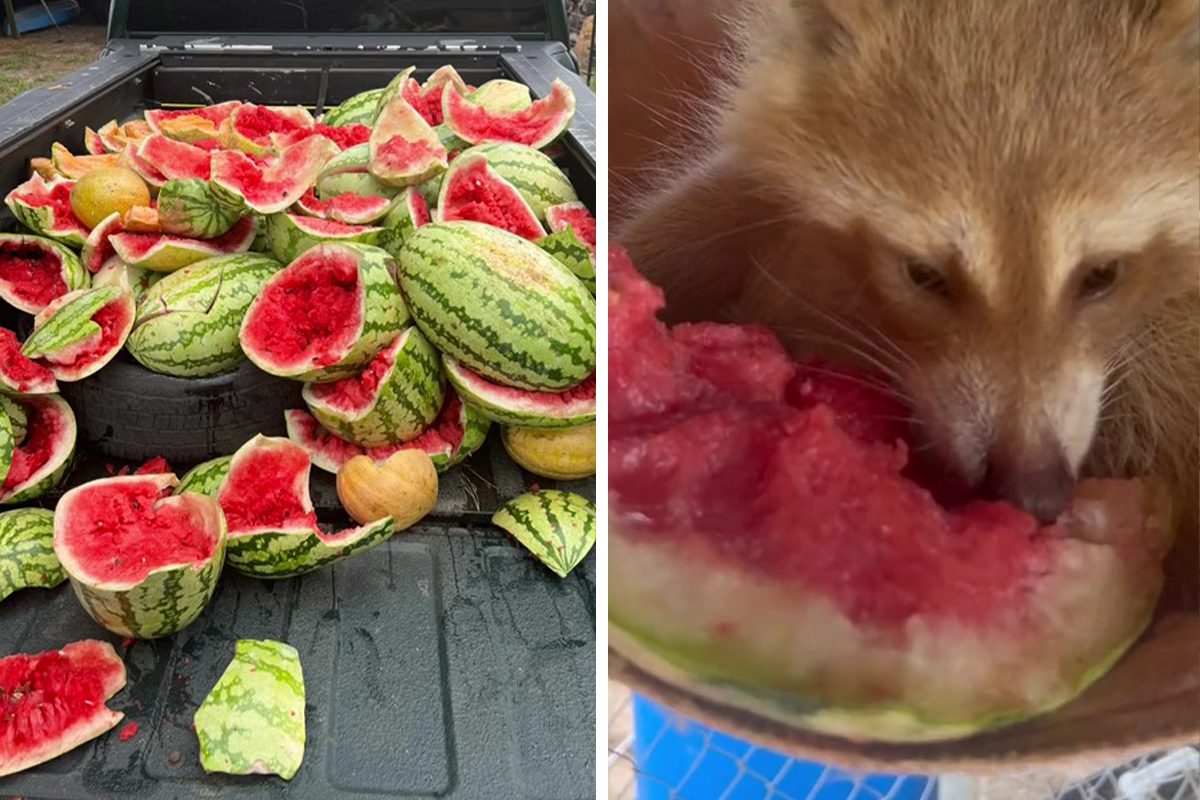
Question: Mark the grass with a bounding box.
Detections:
[0,21,107,106]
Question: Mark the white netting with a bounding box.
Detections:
[609,682,1200,800]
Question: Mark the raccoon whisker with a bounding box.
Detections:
[784,358,915,404]
[773,329,907,386]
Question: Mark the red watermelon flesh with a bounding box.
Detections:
[230,105,311,147]
[277,123,370,151]
[240,248,362,372]
[216,441,317,535]
[0,641,126,778]
[7,178,90,241]
[211,136,338,214]
[295,189,391,225]
[55,477,218,584]
[608,246,1085,627]
[0,328,57,394]
[145,101,240,135]
[307,338,396,413]
[135,135,212,181]
[3,398,69,493]
[121,144,168,186]
[37,299,134,379]
[0,238,71,311]
[546,202,596,253]
[443,80,574,148]
[439,155,544,240]
[109,216,256,263]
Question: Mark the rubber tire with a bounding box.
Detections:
[59,356,303,465]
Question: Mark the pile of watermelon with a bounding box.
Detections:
[0,65,596,780]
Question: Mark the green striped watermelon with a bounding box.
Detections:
[0,395,28,441]
[0,508,56,603]
[216,435,395,578]
[176,455,232,497]
[1,394,75,504]
[434,124,471,157]
[492,490,596,578]
[195,639,306,780]
[157,179,242,239]
[324,88,385,127]
[265,212,384,264]
[302,326,445,447]
[211,136,340,215]
[369,98,448,188]
[444,356,595,428]
[315,144,401,201]
[434,143,578,221]
[23,286,136,381]
[377,187,430,258]
[54,472,227,638]
[398,221,596,391]
[0,234,89,314]
[241,242,408,382]
[127,253,282,377]
[372,66,417,122]
[3,174,91,249]
[537,229,596,295]
[0,407,12,490]
[109,215,258,272]
[443,79,575,150]
[468,80,533,112]
[435,152,545,240]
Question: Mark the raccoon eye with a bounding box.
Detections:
[902,260,950,298]
[1077,260,1122,302]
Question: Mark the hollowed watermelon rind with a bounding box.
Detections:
[444,356,595,428]
[24,287,136,382]
[491,489,595,578]
[368,98,448,188]
[0,233,90,314]
[226,516,394,579]
[110,215,257,273]
[0,508,61,604]
[435,152,545,240]
[0,394,75,505]
[265,212,384,265]
[4,175,91,249]
[54,473,228,639]
[443,78,576,150]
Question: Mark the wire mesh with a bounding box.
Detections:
[609,682,1200,800]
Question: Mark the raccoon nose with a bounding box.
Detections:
[983,447,1074,524]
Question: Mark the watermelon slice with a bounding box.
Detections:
[49,144,121,180]
[0,329,58,395]
[443,78,576,149]
[23,286,136,382]
[4,175,91,249]
[264,212,383,264]
[414,66,470,126]
[271,122,371,152]
[145,101,242,141]
[2,394,76,505]
[368,98,448,188]
[294,188,391,225]
[444,356,595,428]
[545,201,596,256]
[80,212,124,274]
[608,247,1175,742]
[0,234,89,313]
[219,104,315,155]
[0,640,126,777]
[133,135,213,181]
[211,135,340,215]
[109,215,257,272]
[435,152,544,240]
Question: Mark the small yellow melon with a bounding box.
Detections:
[69,167,151,229]
[502,423,596,480]
[336,450,438,531]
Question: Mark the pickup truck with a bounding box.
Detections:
[0,2,596,799]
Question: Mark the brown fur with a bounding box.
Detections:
[620,0,1199,531]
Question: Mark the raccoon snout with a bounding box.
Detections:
[982,443,1075,524]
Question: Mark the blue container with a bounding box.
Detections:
[632,696,937,800]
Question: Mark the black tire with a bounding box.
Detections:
[60,356,303,465]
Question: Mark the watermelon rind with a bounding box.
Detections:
[0,408,12,493]
[372,66,417,122]
[24,287,135,382]
[303,326,445,447]
[264,212,384,265]
[110,215,258,273]
[315,144,402,201]
[0,233,89,314]
[376,187,429,258]
[369,98,448,188]
[1,395,28,442]
[3,174,90,249]
[134,135,213,182]
[538,229,596,295]
[211,136,340,215]
[455,400,493,467]
[93,256,162,301]
[398,221,596,391]
[157,179,242,239]
[609,478,1174,742]
[443,356,594,428]
[195,639,306,780]
[468,80,533,112]
[0,507,63,603]
[240,242,409,383]
[127,253,282,377]
[491,489,595,578]
[1,394,75,505]
[434,152,545,239]
[54,473,227,639]
[324,88,385,127]
[145,101,240,140]
[0,640,126,778]
[443,78,576,151]
[219,104,315,156]
[176,455,233,498]
[294,190,392,226]
[431,143,578,222]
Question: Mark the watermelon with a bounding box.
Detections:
[54,472,227,638]
[211,135,341,215]
[270,122,371,152]
[219,104,315,155]
[195,639,306,780]
[176,455,232,497]
[157,179,242,239]
[95,119,155,152]
[215,435,395,578]
[314,144,401,201]
[1,394,75,504]
[286,388,490,473]
[145,101,241,141]
[443,78,575,149]
[127,254,281,377]
[369,98,448,188]
[240,242,408,382]
[377,187,430,258]
[0,507,59,603]
[4,174,91,248]
[23,286,135,382]
[264,212,384,264]
[108,215,257,272]
[323,88,385,127]
[372,66,417,123]
[118,143,168,190]
[412,65,469,126]
[28,158,61,181]
[83,126,109,156]
[302,326,445,447]
[133,135,213,181]
[444,357,595,428]
[0,233,89,314]
[537,229,596,295]
[1,395,28,441]
[49,144,122,180]
[92,257,162,302]
[0,331,57,395]
[466,143,578,220]
[468,80,533,112]
[492,490,595,578]
[545,201,596,254]
[608,249,1176,741]
[0,640,126,777]
[294,188,391,225]
[81,212,125,274]
[398,221,596,391]
[435,152,545,240]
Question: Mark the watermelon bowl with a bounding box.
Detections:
[607,244,1198,770]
